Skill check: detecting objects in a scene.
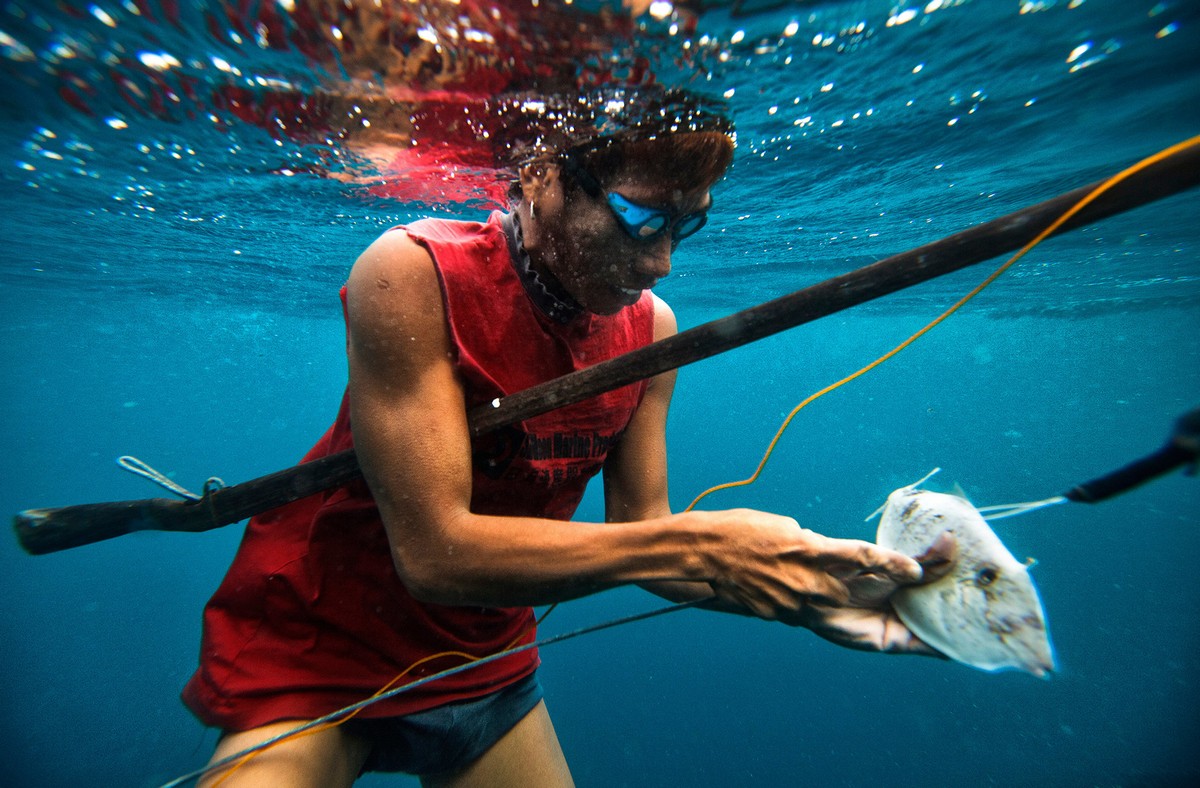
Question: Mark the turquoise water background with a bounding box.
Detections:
[2,1,1199,785]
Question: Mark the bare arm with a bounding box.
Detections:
[599,297,954,654]
[345,229,938,643]
[602,295,713,604]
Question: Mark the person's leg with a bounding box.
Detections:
[422,701,573,788]
[197,719,373,788]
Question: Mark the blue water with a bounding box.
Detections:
[2,1,1199,785]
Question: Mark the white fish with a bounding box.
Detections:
[875,471,1056,677]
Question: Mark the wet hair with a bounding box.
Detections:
[497,85,735,199]
[572,130,734,193]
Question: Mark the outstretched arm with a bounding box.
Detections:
[601,295,953,654]
[346,228,941,638]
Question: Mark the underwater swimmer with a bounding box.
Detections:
[182,87,954,787]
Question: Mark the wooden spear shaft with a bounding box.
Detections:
[13,143,1200,555]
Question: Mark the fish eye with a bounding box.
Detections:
[975,566,999,587]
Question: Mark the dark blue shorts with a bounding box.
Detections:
[344,673,544,776]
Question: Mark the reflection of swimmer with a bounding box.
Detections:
[36,1,663,203]
[182,85,955,786]
[216,0,662,205]
[246,0,640,93]
[30,1,718,205]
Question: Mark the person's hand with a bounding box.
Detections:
[798,532,957,655]
[702,511,956,655]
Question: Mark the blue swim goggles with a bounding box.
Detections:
[561,155,709,249]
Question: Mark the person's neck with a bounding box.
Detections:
[504,210,583,324]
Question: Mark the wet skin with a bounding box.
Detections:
[526,165,713,316]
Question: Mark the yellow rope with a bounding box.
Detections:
[684,134,1200,512]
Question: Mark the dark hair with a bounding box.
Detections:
[573,130,734,192]
[497,85,735,199]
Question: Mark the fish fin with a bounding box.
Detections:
[950,482,972,503]
[1025,556,1039,569]
[868,462,940,520]
[908,467,941,490]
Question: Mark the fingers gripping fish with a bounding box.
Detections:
[875,469,1057,677]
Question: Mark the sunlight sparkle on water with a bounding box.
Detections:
[89,5,117,28]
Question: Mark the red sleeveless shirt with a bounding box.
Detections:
[182,212,655,729]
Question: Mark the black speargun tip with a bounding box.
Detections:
[1064,406,1200,503]
[1169,407,1200,475]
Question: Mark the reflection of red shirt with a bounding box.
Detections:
[183,212,654,730]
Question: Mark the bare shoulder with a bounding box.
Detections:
[346,229,440,314]
[345,229,444,342]
[344,228,450,374]
[649,292,678,342]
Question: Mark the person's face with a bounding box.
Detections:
[543,163,715,316]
